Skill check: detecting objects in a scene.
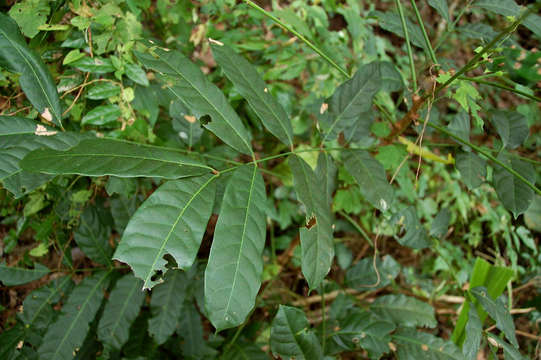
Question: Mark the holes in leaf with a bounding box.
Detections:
[150,270,163,282]
[305,215,317,229]
[200,115,211,125]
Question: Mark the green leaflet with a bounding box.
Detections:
[204,165,267,331]
[136,48,253,155]
[270,305,323,360]
[396,206,430,249]
[0,261,49,286]
[474,0,520,17]
[211,42,293,147]
[19,277,72,331]
[427,0,450,23]
[85,82,121,100]
[371,294,437,328]
[463,305,482,360]
[0,13,62,127]
[289,155,334,289]
[81,104,122,126]
[393,328,465,360]
[97,274,145,350]
[0,117,83,197]
[320,62,381,142]
[38,271,110,360]
[447,110,470,143]
[75,206,113,266]
[333,309,395,359]
[20,138,212,179]
[471,286,518,348]
[343,149,394,212]
[114,174,216,289]
[455,152,487,190]
[490,110,529,149]
[148,270,187,344]
[493,152,535,217]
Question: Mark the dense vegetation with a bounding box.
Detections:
[0,0,540,359]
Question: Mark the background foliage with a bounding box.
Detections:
[0,0,540,359]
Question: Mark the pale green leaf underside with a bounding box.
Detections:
[136,49,253,155]
[97,274,145,350]
[0,14,62,127]
[38,271,110,360]
[114,174,217,289]
[204,165,267,331]
[211,42,293,147]
[20,138,212,179]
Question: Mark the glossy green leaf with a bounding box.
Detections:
[475,0,520,17]
[136,49,253,155]
[371,294,437,328]
[97,274,145,350]
[20,138,212,179]
[270,305,323,360]
[0,13,62,127]
[125,63,149,86]
[204,165,267,331]
[148,269,187,344]
[428,0,450,22]
[289,155,334,289]
[37,271,110,360]
[0,261,49,286]
[333,309,394,358]
[493,152,535,217]
[8,0,50,38]
[486,333,527,360]
[319,62,381,141]
[490,110,529,149]
[346,255,400,291]
[396,206,430,249]
[211,42,293,147]
[70,56,115,73]
[75,206,113,266]
[343,149,393,212]
[114,175,217,289]
[81,104,122,126]
[393,328,465,360]
[20,277,72,331]
[85,82,121,100]
[455,152,487,190]
[471,286,518,348]
[463,305,482,360]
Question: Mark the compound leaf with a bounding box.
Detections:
[20,138,212,179]
[211,42,293,147]
[371,294,437,328]
[0,13,62,127]
[97,274,145,350]
[270,305,323,360]
[114,174,216,289]
[37,271,110,360]
[136,48,253,155]
[204,165,267,331]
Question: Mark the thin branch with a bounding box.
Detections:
[395,0,418,92]
[409,0,438,64]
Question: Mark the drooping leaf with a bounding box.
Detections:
[74,206,113,266]
[371,294,437,328]
[393,328,465,360]
[204,165,267,331]
[490,110,529,149]
[346,255,400,291]
[471,286,518,348]
[0,261,49,286]
[319,62,381,141]
[289,155,334,289]
[475,0,520,17]
[136,48,253,155]
[148,269,187,345]
[20,138,212,179]
[395,206,430,249]
[343,149,393,212]
[97,274,145,350]
[0,13,62,127]
[114,175,216,289]
[37,271,110,360]
[177,302,218,359]
[270,305,323,360]
[493,152,536,217]
[211,41,293,147]
[428,0,450,22]
[19,277,72,331]
[463,305,482,360]
[455,152,487,190]
[333,309,394,359]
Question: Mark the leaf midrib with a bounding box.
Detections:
[106,280,139,346]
